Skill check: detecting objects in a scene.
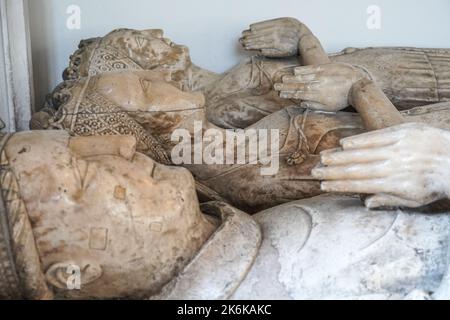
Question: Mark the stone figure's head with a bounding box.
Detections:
[0,131,216,299]
[92,70,206,136]
[64,29,191,88]
[32,71,206,158]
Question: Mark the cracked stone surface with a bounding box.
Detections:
[232,194,450,300]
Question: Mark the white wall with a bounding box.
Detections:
[29,0,450,108]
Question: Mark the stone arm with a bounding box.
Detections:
[308,72,450,209]
[349,78,404,130]
[240,17,330,65]
[275,47,450,111]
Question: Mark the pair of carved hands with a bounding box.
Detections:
[241,18,450,209]
[240,17,308,58]
[276,62,450,209]
[280,62,450,208]
[312,123,450,208]
[240,18,367,112]
[274,63,368,111]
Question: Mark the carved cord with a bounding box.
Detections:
[287,109,311,166]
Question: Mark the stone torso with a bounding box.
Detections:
[188,107,364,212]
[192,101,450,212]
[33,72,450,212]
[231,194,450,300]
[152,194,450,300]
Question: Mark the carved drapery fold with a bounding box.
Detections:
[0,0,34,132]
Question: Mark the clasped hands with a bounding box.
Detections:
[274,62,450,209]
[312,123,450,209]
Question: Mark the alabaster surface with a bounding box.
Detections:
[55,21,450,129]
[2,131,450,300]
[30,69,450,212]
[7,17,450,300]
[155,194,450,300]
[232,194,450,300]
[0,131,216,299]
[30,18,450,211]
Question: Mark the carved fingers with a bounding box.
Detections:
[312,123,450,208]
[275,63,369,112]
[274,66,322,101]
[341,129,407,151]
[364,194,424,209]
[240,18,303,57]
[274,73,321,101]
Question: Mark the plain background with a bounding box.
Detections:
[29,0,450,108]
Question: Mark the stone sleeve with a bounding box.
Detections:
[331,47,450,110]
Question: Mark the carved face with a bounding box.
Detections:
[5,131,215,299]
[92,71,206,136]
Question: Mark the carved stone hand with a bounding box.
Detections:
[240,17,307,57]
[274,62,368,112]
[312,123,450,208]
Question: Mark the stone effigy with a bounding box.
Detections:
[9,17,450,300]
[30,18,450,211]
[48,18,450,128]
[1,130,450,300]
[30,69,450,211]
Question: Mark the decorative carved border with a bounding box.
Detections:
[0,0,34,132]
